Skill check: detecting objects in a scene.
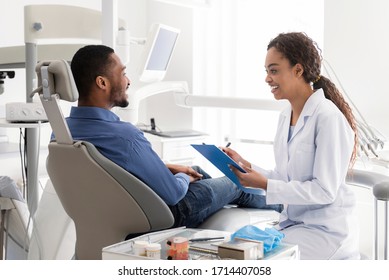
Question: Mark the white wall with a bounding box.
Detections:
[324,0,389,139]
[324,0,389,258]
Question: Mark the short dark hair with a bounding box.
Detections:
[71,45,114,100]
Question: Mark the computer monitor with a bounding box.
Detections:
[138,23,180,83]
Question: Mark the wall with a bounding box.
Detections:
[324,0,389,139]
[324,0,389,258]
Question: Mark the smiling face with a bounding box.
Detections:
[264,47,305,101]
[107,53,131,108]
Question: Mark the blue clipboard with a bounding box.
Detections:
[191,144,264,195]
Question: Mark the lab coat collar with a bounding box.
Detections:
[281,88,325,143]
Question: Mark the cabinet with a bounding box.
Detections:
[144,133,207,166]
[0,118,48,214]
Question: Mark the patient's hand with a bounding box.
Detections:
[166,164,203,182]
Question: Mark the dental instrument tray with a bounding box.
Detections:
[102,227,299,260]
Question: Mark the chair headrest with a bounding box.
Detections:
[33,59,79,102]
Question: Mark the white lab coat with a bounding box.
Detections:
[254,89,360,260]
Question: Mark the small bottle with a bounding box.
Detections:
[133,240,149,256]
[146,243,162,259]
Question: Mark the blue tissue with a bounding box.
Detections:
[230,225,284,253]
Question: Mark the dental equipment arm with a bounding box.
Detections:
[323,60,386,159]
[174,93,287,111]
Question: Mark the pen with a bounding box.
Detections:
[225,142,231,148]
[189,237,225,242]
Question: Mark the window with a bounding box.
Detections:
[192,0,324,169]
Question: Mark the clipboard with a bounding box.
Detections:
[191,144,264,194]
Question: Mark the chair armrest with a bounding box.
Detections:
[347,169,389,201]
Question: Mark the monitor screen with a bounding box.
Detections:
[138,24,180,83]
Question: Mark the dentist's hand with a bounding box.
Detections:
[221,146,252,168]
[230,161,268,190]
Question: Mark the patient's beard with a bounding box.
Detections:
[110,86,129,108]
[116,99,129,108]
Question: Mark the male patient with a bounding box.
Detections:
[61,44,282,228]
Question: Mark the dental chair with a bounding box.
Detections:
[33,60,174,260]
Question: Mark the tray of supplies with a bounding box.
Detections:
[102,227,299,260]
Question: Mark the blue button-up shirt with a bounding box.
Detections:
[59,106,190,205]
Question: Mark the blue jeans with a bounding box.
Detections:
[169,166,283,228]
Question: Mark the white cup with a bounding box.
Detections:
[133,240,149,256]
[146,243,162,259]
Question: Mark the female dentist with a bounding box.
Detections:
[224,32,360,260]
